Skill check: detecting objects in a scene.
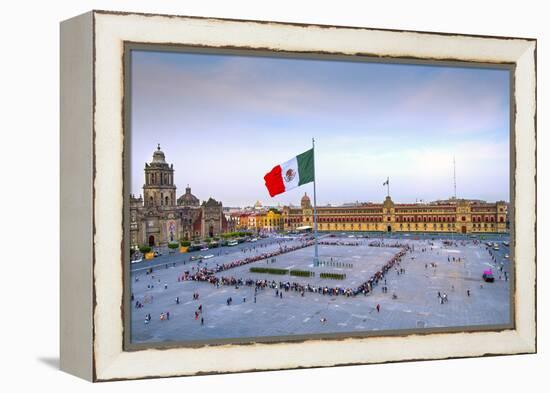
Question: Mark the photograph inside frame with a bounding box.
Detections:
[125,46,513,346]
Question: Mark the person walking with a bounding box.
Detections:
[376,304,380,313]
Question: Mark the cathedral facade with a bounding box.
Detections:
[130,145,227,248]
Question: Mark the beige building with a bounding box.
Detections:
[282,193,508,234]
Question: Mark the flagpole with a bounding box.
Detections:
[312,138,319,266]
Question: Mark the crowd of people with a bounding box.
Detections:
[356,247,410,295]
[178,240,315,285]
[174,243,411,299]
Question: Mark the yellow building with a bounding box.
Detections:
[262,209,283,232]
[254,212,267,231]
[282,193,508,234]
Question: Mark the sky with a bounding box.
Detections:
[130,49,510,208]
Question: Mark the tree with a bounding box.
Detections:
[139,245,152,254]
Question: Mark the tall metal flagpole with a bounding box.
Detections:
[453,156,457,199]
[312,138,319,266]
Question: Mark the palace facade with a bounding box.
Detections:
[280,193,508,234]
[130,145,228,248]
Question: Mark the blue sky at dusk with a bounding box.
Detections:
[131,50,510,207]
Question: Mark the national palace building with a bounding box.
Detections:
[279,193,508,234]
[129,145,228,248]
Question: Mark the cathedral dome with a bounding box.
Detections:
[152,144,166,163]
[177,185,200,207]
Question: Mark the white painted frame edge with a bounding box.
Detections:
[90,11,536,381]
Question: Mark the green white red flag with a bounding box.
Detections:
[263,149,314,197]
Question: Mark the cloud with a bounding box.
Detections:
[130,51,510,205]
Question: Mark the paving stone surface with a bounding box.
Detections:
[130,233,511,344]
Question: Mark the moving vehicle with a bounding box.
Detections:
[203,254,214,259]
[190,255,204,261]
[200,247,209,251]
[482,269,495,283]
[227,240,238,246]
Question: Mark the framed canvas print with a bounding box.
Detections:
[60,10,537,381]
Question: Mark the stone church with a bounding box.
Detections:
[130,145,227,248]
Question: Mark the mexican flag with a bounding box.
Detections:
[263,148,314,197]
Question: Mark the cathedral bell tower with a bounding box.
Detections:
[143,144,176,208]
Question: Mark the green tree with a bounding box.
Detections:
[139,245,152,254]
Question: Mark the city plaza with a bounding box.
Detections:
[130,232,511,344]
[129,146,511,344]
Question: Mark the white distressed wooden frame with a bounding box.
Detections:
[60,10,536,382]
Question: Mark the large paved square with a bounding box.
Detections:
[130,233,511,344]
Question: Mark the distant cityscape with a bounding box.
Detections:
[130,146,508,249]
